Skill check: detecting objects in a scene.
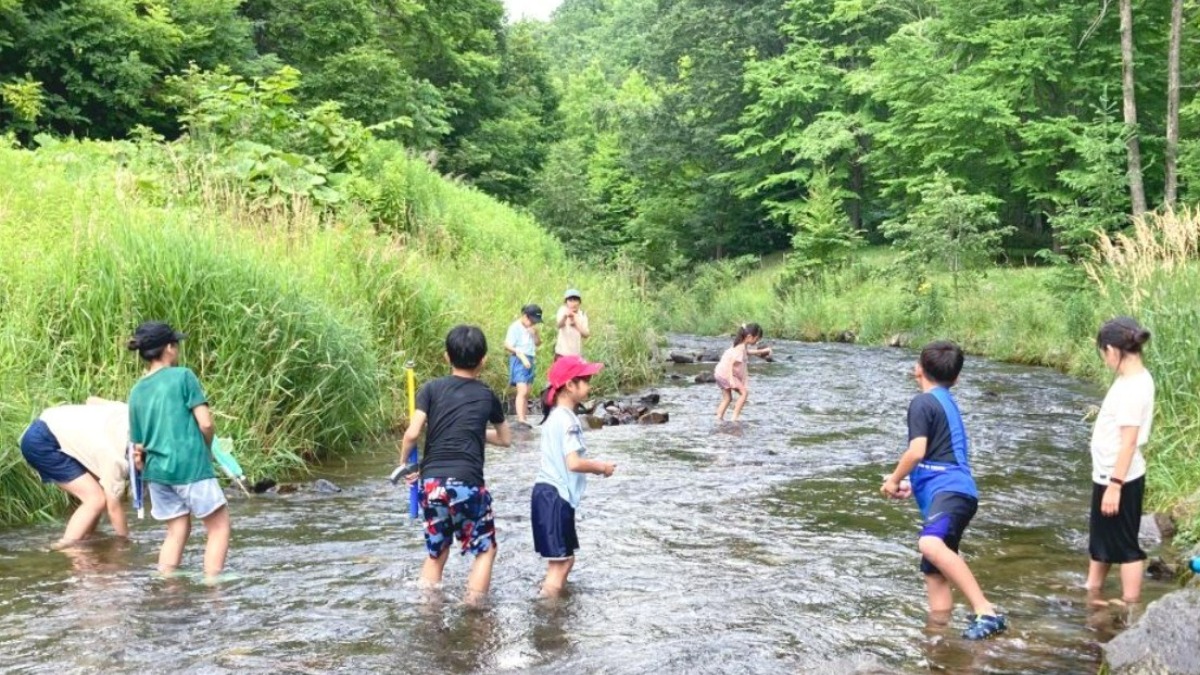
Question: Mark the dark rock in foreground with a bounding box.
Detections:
[638,410,669,424]
[1103,588,1200,674]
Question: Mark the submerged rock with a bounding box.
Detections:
[694,372,716,384]
[668,351,697,364]
[1103,588,1200,674]
[579,414,605,430]
[886,333,912,348]
[698,349,723,363]
[638,410,669,425]
[833,330,857,343]
[313,478,342,494]
[639,392,661,406]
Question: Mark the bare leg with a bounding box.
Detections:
[465,546,497,606]
[541,558,575,597]
[1118,561,1143,603]
[201,505,231,579]
[1086,560,1111,606]
[420,547,450,587]
[515,382,530,423]
[55,475,107,547]
[715,390,731,420]
[918,537,995,616]
[730,389,750,421]
[924,572,954,614]
[159,515,191,575]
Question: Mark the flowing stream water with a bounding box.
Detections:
[0,337,1175,674]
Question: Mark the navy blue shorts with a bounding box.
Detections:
[531,483,578,560]
[509,355,535,385]
[19,419,87,485]
[918,492,978,575]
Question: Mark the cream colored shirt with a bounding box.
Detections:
[554,306,589,357]
[1089,369,1154,485]
[39,402,130,497]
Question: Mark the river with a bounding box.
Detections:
[0,337,1174,673]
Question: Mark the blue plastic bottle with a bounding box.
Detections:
[1190,556,1200,574]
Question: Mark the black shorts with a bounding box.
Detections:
[918,492,978,576]
[1089,476,1147,564]
[531,483,578,560]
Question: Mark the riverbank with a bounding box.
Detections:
[658,212,1200,543]
[0,140,659,525]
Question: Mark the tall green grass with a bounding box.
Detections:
[0,140,660,526]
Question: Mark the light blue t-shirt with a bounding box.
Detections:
[535,407,588,509]
[506,319,537,357]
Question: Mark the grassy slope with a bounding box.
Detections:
[0,141,658,525]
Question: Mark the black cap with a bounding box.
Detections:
[130,321,186,351]
[522,304,543,324]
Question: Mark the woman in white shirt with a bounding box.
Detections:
[1086,317,1155,605]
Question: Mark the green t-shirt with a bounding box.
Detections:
[128,366,215,485]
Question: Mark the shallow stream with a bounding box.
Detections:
[0,337,1173,673]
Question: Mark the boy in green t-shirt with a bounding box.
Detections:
[127,321,230,580]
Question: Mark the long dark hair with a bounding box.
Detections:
[1097,316,1151,355]
[733,323,763,346]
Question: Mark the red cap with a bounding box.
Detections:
[545,355,604,405]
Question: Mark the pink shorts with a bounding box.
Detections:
[715,375,744,392]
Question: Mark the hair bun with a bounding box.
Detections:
[1136,329,1152,345]
[126,337,141,351]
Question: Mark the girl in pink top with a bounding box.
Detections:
[714,323,772,421]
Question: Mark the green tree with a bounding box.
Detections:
[882,170,1013,296]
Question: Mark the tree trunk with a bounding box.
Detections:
[1165,0,1183,207]
[1120,0,1148,216]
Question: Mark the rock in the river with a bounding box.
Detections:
[1103,588,1200,674]
[669,373,685,381]
[618,413,637,425]
[579,414,605,430]
[603,414,620,427]
[668,351,697,364]
[639,392,661,406]
[1146,557,1179,581]
[638,410,669,425]
[694,372,716,384]
[252,479,278,494]
[313,478,342,493]
[886,333,912,348]
[698,349,723,363]
[833,330,857,343]
[1140,514,1165,547]
[1155,512,1178,540]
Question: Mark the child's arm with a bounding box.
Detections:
[565,451,616,477]
[400,410,428,462]
[747,345,772,358]
[106,492,129,537]
[1102,426,1141,515]
[576,311,590,338]
[881,437,926,497]
[487,421,512,447]
[192,404,215,448]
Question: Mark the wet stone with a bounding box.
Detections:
[313,479,342,494]
[1103,588,1200,674]
[638,410,669,425]
[694,372,716,384]
[668,351,697,364]
[579,414,605,430]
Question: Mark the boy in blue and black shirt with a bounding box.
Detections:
[880,341,1007,640]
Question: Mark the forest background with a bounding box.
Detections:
[2,0,1200,543]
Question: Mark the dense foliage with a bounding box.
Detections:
[0,0,558,204]
[531,0,1197,276]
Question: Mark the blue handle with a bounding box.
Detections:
[406,448,420,519]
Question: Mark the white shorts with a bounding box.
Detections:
[149,478,227,521]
